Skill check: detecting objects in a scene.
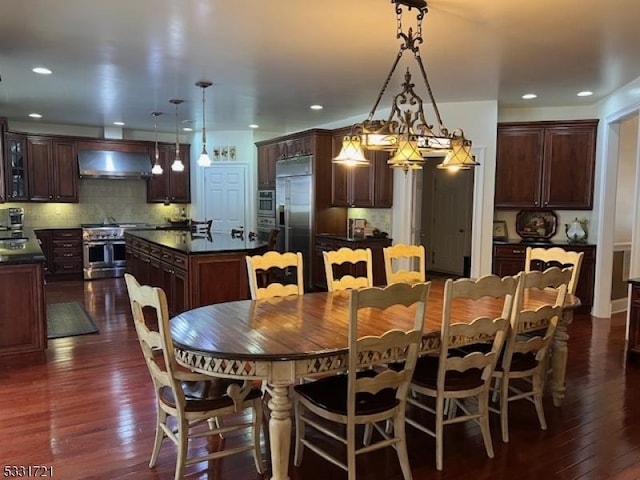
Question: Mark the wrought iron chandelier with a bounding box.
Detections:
[333,0,479,172]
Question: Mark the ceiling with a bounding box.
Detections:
[1,0,640,135]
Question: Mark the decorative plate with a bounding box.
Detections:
[515,210,558,240]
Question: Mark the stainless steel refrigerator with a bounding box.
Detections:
[275,155,313,287]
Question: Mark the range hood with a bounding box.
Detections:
[78,150,152,179]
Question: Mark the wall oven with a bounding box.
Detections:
[258,189,276,218]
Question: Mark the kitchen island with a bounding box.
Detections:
[0,231,47,366]
[124,230,268,314]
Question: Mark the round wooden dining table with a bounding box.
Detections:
[171,283,579,480]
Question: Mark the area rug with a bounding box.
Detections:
[47,302,99,339]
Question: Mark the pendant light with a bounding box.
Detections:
[196,81,213,167]
[150,111,163,175]
[169,98,185,172]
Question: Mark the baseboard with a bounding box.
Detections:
[611,297,629,315]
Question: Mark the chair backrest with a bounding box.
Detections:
[124,273,185,410]
[525,246,584,295]
[503,268,569,371]
[383,243,426,284]
[190,219,212,234]
[438,274,517,390]
[347,282,431,417]
[323,247,373,292]
[246,250,304,299]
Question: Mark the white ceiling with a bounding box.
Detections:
[1,0,640,135]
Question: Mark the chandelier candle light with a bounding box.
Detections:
[333,0,479,172]
[196,80,213,167]
[151,111,163,175]
[170,99,185,172]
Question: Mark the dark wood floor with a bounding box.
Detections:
[2,277,640,479]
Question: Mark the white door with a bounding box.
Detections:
[420,162,474,276]
[203,165,246,234]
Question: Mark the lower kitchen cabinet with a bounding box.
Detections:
[125,232,267,315]
[313,234,392,290]
[627,280,640,361]
[35,228,83,279]
[0,262,46,365]
[492,242,596,313]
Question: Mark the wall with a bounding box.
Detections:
[346,208,392,237]
[615,115,639,242]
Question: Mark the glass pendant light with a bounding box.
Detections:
[169,99,185,172]
[151,111,163,175]
[332,135,369,166]
[196,81,213,167]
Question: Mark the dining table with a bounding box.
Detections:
[171,282,579,480]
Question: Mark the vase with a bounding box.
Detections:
[565,219,586,243]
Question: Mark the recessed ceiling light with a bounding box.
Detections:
[32,67,52,75]
[522,93,537,100]
[113,121,125,126]
[182,127,193,132]
[577,91,593,97]
[310,104,323,110]
[28,113,42,119]
[249,124,259,129]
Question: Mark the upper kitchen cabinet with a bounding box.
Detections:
[257,142,279,189]
[4,133,78,202]
[147,143,191,203]
[4,133,28,201]
[330,129,393,208]
[256,130,324,190]
[28,137,78,202]
[495,120,598,209]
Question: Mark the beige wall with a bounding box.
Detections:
[615,114,639,243]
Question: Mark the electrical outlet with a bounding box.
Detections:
[55,206,61,216]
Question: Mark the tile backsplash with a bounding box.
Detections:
[13,179,189,228]
[347,208,392,236]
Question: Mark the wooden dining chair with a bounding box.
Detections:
[123,273,265,480]
[246,250,304,300]
[383,243,426,285]
[525,246,583,295]
[490,267,570,443]
[405,274,516,471]
[293,282,431,480]
[323,247,373,292]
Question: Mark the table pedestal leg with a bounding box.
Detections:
[551,310,573,407]
[267,384,292,480]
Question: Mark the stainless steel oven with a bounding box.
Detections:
[256,216,276,243]
[258,189,276,218]
[82,226,127,279]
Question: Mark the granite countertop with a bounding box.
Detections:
[0,228,46,265]
[628,278,640,286]
[125,229,268,254]
[316,233,392,242]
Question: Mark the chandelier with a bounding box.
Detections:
[333,0,479,172]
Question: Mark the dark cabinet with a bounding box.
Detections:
[313,235,392,290]
[147,143,191,203]
[492,242,596,313]
[4,134,78,202]
[330,130,393,208]
[495,120,597,210]
[627,282,640,360]
[0,262,46,365]
[36,229,82,278]
[0,118,6,202]
[5,133,28,200]
[257,143,279,189]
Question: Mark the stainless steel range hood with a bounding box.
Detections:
[78,150,152,179]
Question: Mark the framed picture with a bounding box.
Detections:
[229,146,237,161]
[493,220,508,241]
[212,146,221,161]
[515,210,558,240]
[220,146,229,161]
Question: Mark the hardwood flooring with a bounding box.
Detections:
[1,277,639,479]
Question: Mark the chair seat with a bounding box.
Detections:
[160,380,262,412]
[412,356,484,391]
[494,352,537,373]
[294,370,398,416]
